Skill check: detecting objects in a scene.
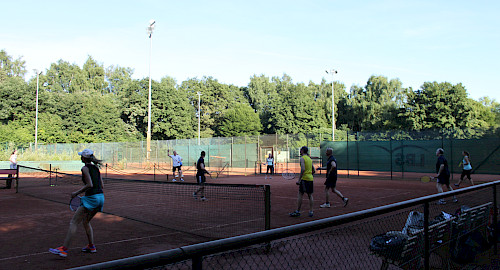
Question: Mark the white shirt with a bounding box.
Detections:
[10,154,17,169]
[267,157,274,166]
[170,155,182,167]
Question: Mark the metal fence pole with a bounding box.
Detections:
[347,130,350,178]
[356,132,360,176]
[424,201,430,270]
[192,256,202,270]
[494,185,498,254]
[401,133,404,179]
[450,137,454,182]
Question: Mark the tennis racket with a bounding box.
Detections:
[69,196,82,211]
[420,176,434,183]
[282,169,296,180]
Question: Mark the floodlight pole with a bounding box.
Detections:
[326,69,338,141]
[35,70,42,151]
[146,20,155,161]
[197,92,202,145]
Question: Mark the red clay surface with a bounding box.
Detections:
[0,170,498,270]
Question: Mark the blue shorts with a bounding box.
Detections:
[81,193,105,212]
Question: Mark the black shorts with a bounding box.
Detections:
[324,176,338,188]
[299,180,314,194]
[173,166,182,172]
[266,165,274,174]
[437,174,450,185]
[461,169,472,179]
[196,174,206,184]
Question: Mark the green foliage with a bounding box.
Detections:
[152,77,196,139]
[219,103,262,137]
[0,75,34,123]
[402,82,483,130]
[0,50,27,78]
[0,49,498,149]
[346,76,407,131]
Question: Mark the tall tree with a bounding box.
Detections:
[219,103,262,137]
[45,60,85,93]
[403,82,477,130]
[181,77,247,138]
[152,77,196,139]
[82,56,107,93]
[245,74,279,133]
[0,50,27,78]
[105,65,134,95]
[347,76,406,131]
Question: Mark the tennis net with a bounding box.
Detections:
[17,165,270,240]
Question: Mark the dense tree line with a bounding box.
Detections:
[0,50,499,145]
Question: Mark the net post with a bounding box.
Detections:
[265,184,271,231]
[154,163,156,181]
[49,164,52,185]
[15,165,19,193]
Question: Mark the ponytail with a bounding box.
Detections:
[464,151,470,161]
[83,155,103,168]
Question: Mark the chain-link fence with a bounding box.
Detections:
[5,129,499,177]
[69,181,500,270]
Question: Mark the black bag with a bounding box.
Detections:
[450,230,489,264]
[369,232,408,260]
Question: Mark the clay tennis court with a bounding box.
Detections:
[0,170,497,270]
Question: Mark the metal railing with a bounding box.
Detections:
[70,180,499,270]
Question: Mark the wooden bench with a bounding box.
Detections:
[377,217,455,270]
[0,167,19,191]
[375,202,493,270]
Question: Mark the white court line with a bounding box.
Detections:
[0,217,264,261]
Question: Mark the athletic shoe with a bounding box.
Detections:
[82,244,96,253]
[452,198,458,203]
[49,246,67,257]
[320,203,331,208]
[172,179,177,182]
[289,211,301,217]
[265,176,267,180]
[269,176,272,179]
[454,184,459,187]
[438,199,446,205]
[200,197,207,201]
[343,198,349,207]
[308,211,314,217]
[193,192,197,200]
[180,178,184,182]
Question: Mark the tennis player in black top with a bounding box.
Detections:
[435,148,457,204]
[193,151,209,201]
[49,149,104,257]
[317,147,349,208]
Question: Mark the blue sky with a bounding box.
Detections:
[1,0,498,101]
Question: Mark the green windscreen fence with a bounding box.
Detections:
[321,138,500,175]
[9,131,499,175]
